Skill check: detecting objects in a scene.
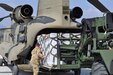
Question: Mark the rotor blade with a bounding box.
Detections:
[88,0,110,13]
[0,15,10,22]
[0,3,14,12]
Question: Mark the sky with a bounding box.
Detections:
[0,0,113,28]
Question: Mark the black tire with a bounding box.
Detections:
[0,59,3,66]
[74,69,81,75]
[91,62,108,75]
[12,65,19,75]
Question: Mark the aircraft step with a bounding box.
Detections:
[0,65,33,75]
[0,66,12,75]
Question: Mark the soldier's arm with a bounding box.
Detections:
[38,53,44,59]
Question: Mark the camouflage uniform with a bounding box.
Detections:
[30,45,44,75]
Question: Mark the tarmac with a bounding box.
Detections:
[0,66,91,75]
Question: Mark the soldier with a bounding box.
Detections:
[15,43,44,75]
[30,43,44,75]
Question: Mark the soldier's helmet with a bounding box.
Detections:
[35,43,42,52]
[35,42,40,47]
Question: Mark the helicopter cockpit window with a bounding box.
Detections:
[106,13,113,32]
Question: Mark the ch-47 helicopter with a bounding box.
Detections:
[0,0,113,75]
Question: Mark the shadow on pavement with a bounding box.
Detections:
[19,69,91,75]
[19,70,74,75]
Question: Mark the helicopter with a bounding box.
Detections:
[0,0,113,75]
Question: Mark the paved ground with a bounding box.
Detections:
[0,66,91,75]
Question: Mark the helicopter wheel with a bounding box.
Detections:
[0,55,3,66]
[12,65,19,75]
[0,59,3,66]
[73,69,81,75]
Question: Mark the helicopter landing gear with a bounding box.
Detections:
[0,55,3,66]
[12,65,19,75]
